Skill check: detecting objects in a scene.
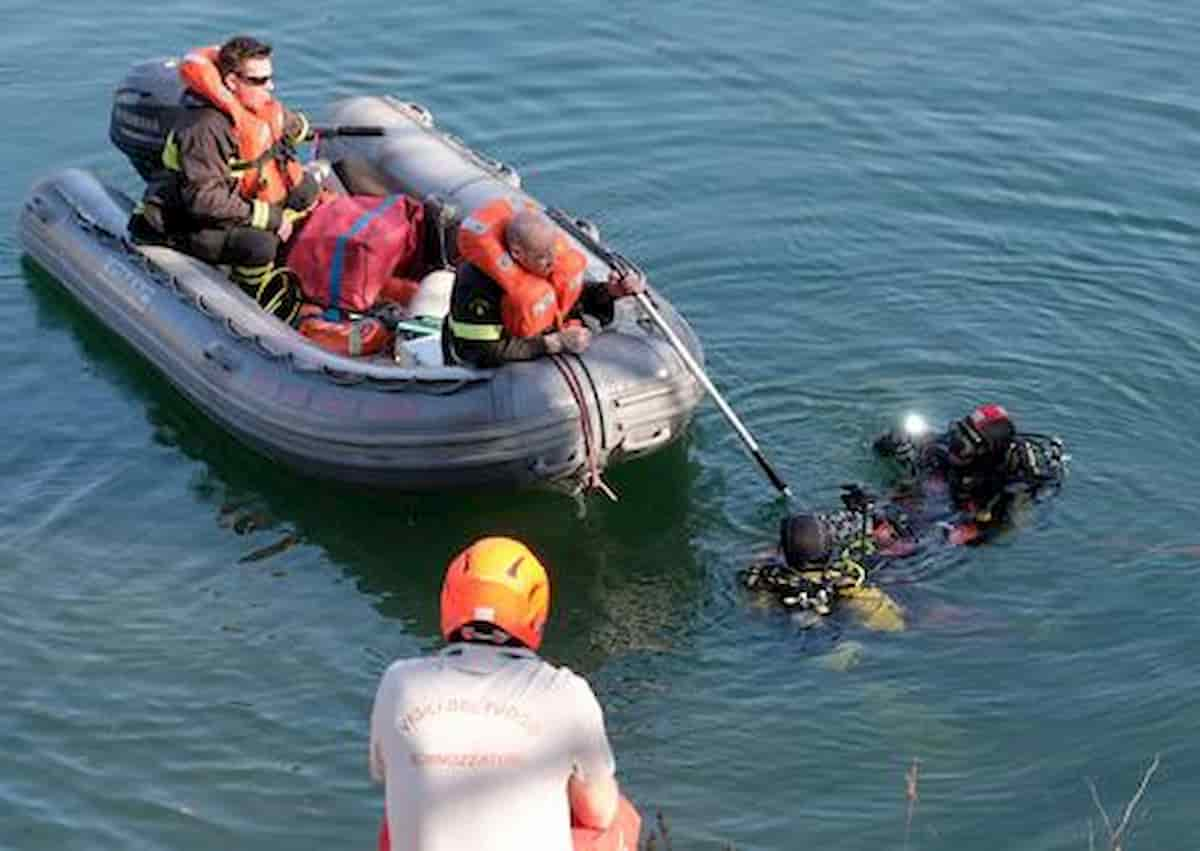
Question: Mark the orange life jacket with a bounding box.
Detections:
[456,198,587,337]
[178,46,304,204]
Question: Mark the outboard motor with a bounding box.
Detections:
[109,58,186,182]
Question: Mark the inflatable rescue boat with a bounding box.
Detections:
[18,58,704,491]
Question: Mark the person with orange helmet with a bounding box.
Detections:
[369,537,626,851]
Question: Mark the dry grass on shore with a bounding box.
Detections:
[1086,753,1161,851]
[638,753,1162,850]
[901,752,1163,851]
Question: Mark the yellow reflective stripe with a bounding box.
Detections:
[162,131,181,171]
[290,112,310,145]
[280,299,300,324]
[229,151,268,173]
[448,317,503,341]
[250,200,272,230]
[262,288,286,315]
[228,153,254,176]
[233,262,273,279]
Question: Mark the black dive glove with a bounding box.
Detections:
[285,172,321,212]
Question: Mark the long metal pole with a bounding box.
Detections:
[633,292,793,500]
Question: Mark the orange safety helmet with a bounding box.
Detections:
[440,537,551,651]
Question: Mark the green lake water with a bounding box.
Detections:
[3,1,1199,848]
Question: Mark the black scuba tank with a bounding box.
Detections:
[109,58,186,182]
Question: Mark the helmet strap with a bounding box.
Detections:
[453,622,523,648]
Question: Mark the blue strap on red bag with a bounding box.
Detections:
[324,195,402,321]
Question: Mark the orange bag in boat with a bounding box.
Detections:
[295,304,393,357]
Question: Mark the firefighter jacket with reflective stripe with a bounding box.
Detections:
[159,100,307,233]
[442,262,616,368]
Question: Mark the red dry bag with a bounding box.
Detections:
[288,194,425,314]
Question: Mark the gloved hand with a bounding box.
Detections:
[282,206,309,225]
[544,325,592,355]
[606,268,646,298]
[561,325,591,353]
[285,172,322,213]
[277,174,320,244]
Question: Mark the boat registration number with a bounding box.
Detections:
[104,256,155,314]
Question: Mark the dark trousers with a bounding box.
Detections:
[187,227,299,322]
[186,226,281,268]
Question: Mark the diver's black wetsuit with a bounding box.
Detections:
[872,404,1067,532]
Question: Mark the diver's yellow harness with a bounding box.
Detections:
[742,534,878,615]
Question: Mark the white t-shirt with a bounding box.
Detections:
[370,643,616,851]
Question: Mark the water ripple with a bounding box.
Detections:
[5,1,1200,848]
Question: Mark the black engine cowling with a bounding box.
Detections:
[109,58,185,182]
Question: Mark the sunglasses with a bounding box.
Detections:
[238,72,273,86]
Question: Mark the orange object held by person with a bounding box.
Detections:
[571,796,642,851]
[456,198,587,337]
[178,46,304,204]
[376,796,642,851]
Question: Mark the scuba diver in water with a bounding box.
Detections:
[742,404,1067,627]
[742,482,912,630]
[872,402,1067,541]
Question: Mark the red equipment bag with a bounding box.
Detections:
[287,194,425,314]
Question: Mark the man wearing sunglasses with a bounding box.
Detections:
[130,35,319,322]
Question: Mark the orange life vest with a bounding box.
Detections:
[456,198,587,337]
[178,46,304,205]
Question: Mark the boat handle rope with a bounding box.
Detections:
[569,350,608,453]
[545,206,793,501]
[549,353,617,502]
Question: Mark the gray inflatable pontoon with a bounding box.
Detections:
[18,60,704,491]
